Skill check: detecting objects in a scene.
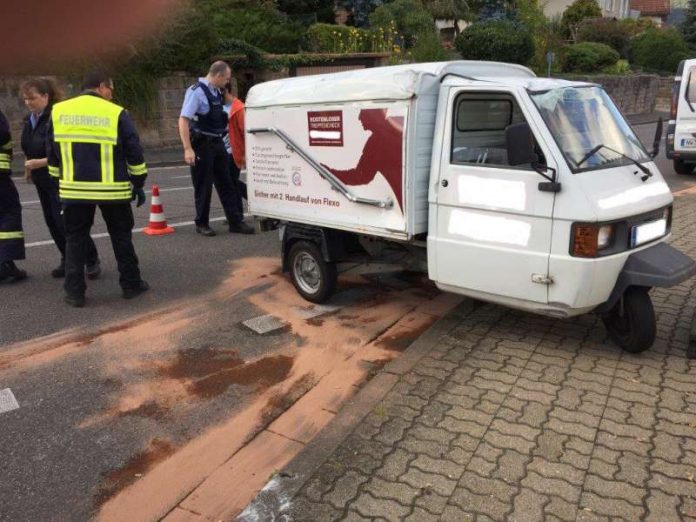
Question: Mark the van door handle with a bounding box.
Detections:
[441,179,449,187]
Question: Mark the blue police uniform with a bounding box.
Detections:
[181,79,244,231]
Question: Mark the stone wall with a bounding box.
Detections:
[0,70,673,159]
[560,74,670,115]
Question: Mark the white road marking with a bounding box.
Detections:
[0,389,20,415]
[25,216,231,248]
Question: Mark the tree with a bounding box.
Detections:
[682,0,696,49]
[276,0,337,24]
[476,0,509,21]
[455,19,535,64]
[337,0,386,27]
[422,0,471,36]
[560,0,602,40]
[370,0,438,47]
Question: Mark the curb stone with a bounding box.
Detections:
[237,299,474,521]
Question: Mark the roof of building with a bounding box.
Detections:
[630,0,670,16]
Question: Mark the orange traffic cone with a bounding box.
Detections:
[143,185,175,236]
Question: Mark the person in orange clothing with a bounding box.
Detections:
[223,83,247,216]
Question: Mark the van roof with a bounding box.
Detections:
[246,60,538,108]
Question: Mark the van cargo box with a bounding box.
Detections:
[245,61,535,241]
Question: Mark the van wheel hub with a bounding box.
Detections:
[294,252,321,294]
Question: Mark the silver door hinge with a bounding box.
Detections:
[532,274,554,285]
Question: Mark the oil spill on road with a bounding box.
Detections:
[93,438,176,509]
[188,355,295,399]
[161,347,243,380]
[259,373,318,426]
[117,401,169,420]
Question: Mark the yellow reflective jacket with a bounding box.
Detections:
[48,92,147,204]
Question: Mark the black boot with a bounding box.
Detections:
[0,261,27,283]
[52,259,66,278]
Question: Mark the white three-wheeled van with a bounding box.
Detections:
[245,61,696,353]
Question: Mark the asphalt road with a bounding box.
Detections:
[1,121,695,522]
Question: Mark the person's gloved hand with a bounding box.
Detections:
[132,187,146,207]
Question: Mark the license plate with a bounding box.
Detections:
[681,137,696,148]
[631,218,667,247]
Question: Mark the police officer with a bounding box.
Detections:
[47,71,149,307]
[0,108,28,282]
[178,61,253,237]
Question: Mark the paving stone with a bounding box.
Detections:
[521,471,580,504]
[413,489,448,514]
[579,491,644,521]
[511,487,547,522]
[286,496,343,521]
[527,457,585,485]
[411,454,462,480]
[583,474,645,505]
[377,448,413,482]
[362,476,419,506]
[323,470,369,509]
[403,507,440,522]
[400,467,457,497]
[645,490,683,522]
[440,505,475,522]
[350,491,410,521]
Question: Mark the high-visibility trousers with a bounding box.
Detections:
[0,174,26,261]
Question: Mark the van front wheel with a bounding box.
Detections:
[601,287,656,353]
[674,159,693,175]
[288,241,337,304]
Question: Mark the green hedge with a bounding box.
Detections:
[563,42,619,72]
[304,23,372,53]
[454,20,535,66]
[630,28,690,74]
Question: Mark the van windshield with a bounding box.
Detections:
[530,86,649,173]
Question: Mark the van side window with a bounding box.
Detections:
[451,93,545,168]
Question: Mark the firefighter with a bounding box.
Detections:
[0,108,28,283]
[47,71,149,307]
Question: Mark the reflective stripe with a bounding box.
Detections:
[48,165,60,177]
[61,180,130,190]
[0,231,24,240]
[0,161,10,170]
[60,142,74,182]
[0,153,10,160]
[127,162,147,176]
[53,134,118,145]
[0,141,12,150]
[60,189,132,200]
[101,144,114,184]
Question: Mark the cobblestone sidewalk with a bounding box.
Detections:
[241,194,696,522]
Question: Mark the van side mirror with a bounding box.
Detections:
[650,117,663,158]
[506,123,537,165]
[506,122,561,193]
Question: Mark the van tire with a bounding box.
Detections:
[288,240,337,304]
[674,159,693,175]
[601,287,656,353]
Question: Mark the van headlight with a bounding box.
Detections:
[571,223,615,257]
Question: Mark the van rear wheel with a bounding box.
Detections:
[288,240,337,304]
[674,159,693,175]
[601,287,656,353]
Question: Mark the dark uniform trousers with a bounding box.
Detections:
[32,171,98,263]
[0,175,25,261]
[191,137,243,227]
[229,152,247,218]
[63,204,141,296]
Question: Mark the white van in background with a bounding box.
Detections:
[666,58,696,174]
[246,61,696,354]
